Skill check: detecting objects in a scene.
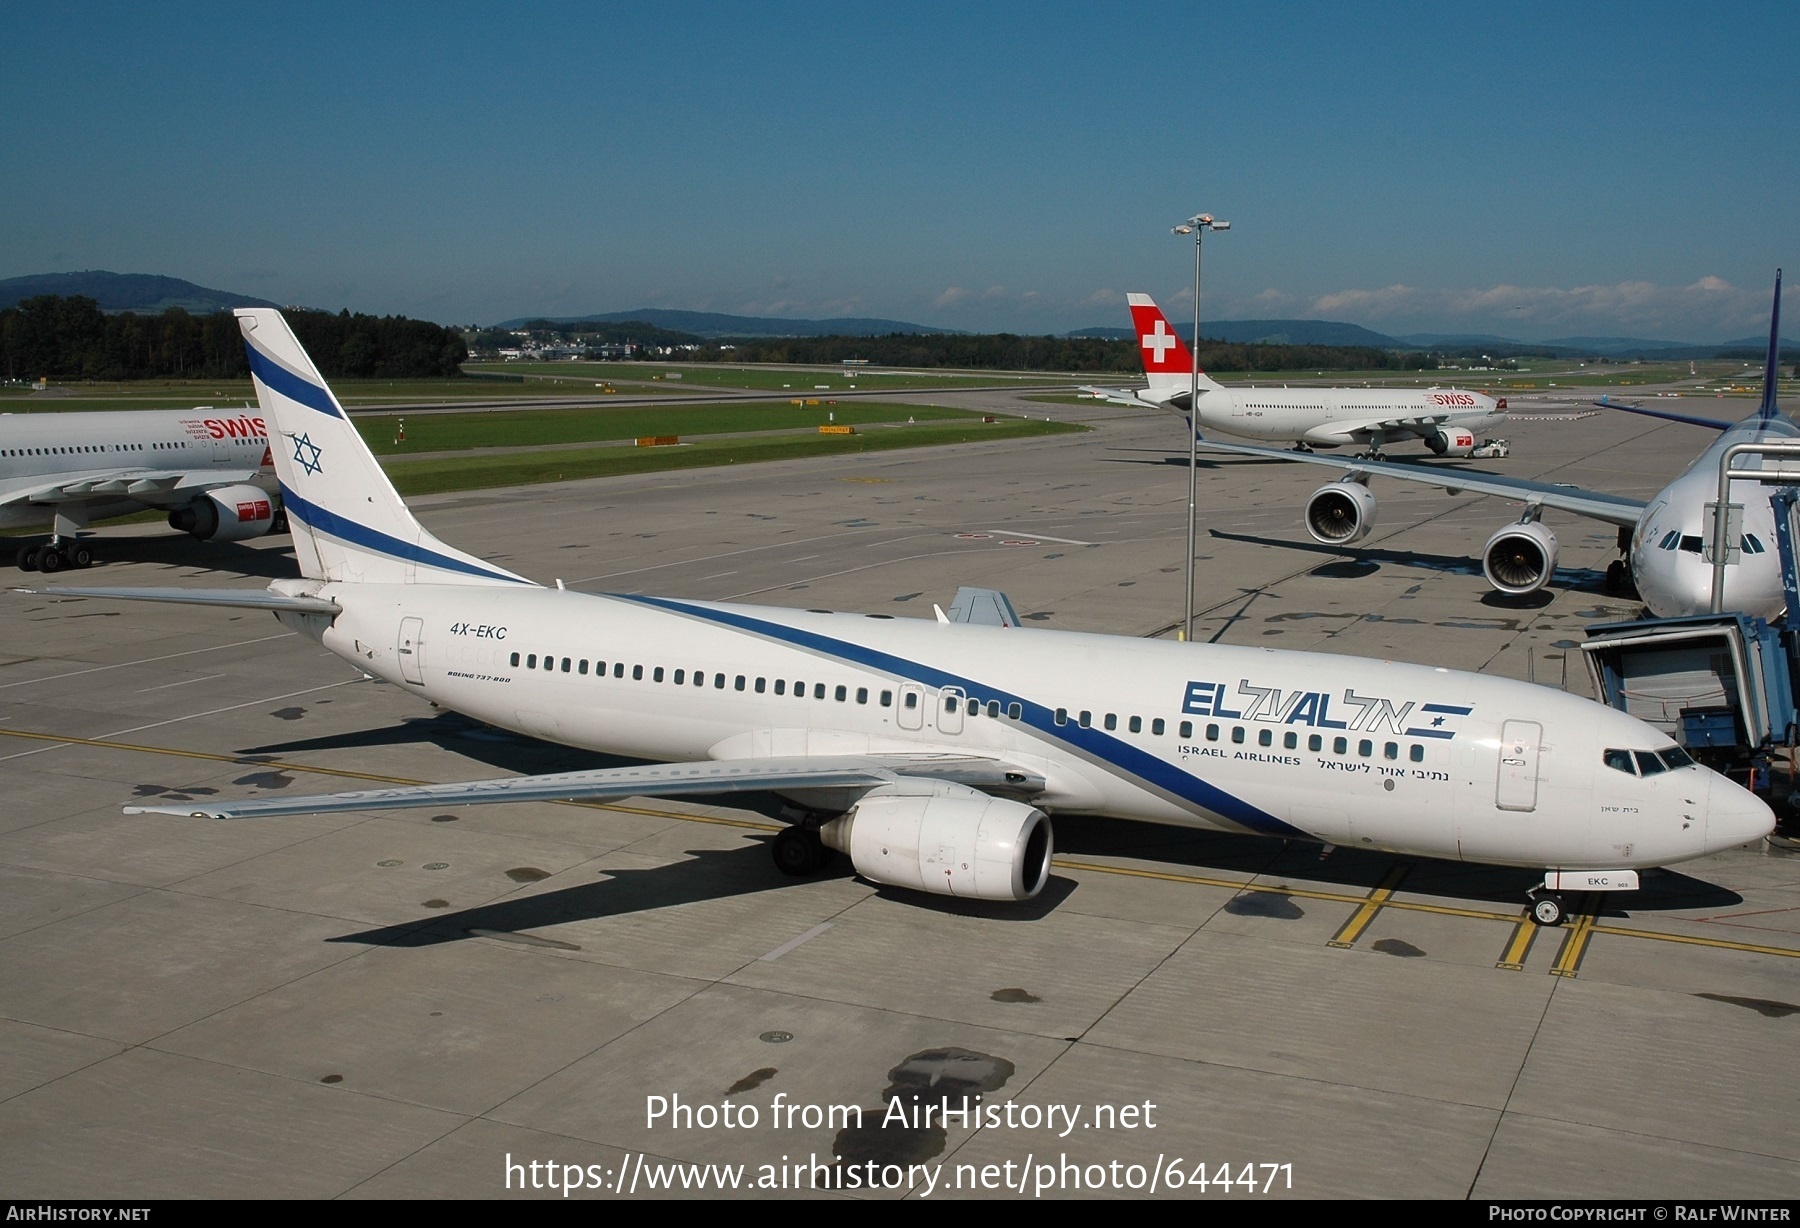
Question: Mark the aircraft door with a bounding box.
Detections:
[936,686,965,735]
[398,616,424,685]
[897,683,925,731]
[1496,719,1541,811]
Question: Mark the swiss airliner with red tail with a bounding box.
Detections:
[0,407,282,572]
[1085,294,1505,457]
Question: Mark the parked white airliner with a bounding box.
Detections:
[42,310,1773,926]
[1151,273,1795,619]
[1085,294,1506,456]
[0,406,282,571]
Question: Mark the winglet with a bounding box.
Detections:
[1758,269,1783,421]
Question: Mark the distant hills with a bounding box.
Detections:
[1070,318,1407,349]
[7,272,1786,360]
[497,308,958,337]
[0,271,279,314]
[1071,316,1794,360]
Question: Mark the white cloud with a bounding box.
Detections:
[1292,276,1772,339]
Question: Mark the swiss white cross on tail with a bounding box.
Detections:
[1126,293,1224,407]
[237,309,532,588]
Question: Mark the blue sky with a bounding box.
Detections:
[5,1,1795,340]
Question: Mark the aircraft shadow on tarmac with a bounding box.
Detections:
[327,842,1078,949]
[5,532,299,580]
[316,802,1740,950]
[1051,813,1745,920]
[238,710,626,778]
[1204,527,1611,600]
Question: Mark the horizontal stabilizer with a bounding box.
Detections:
[947,585,1024,628]
[21,586,340,614]
[125,753,1045,820]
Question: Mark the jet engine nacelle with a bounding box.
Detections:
[1304,480,1377,545]
[1425,427,1476,457]
[1483,520,1559,595]
[820,788,1053,901]
[168,486,277,542]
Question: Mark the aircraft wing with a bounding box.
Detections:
[1594,396,1733,432]
[0,468,264,508]
[1193,436,1646,527]
[1080,384,1158,408]
[124,753,1047,820]
[21,585,339,613]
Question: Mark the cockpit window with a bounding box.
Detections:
[1603,748,1636,775]
[1658,531,1679,550]
[1634,750,1668,776]
[1659,746,1695,770]
[1678,535,1703,554]
[1743,534,1766,554]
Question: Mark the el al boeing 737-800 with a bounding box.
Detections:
[0,406,283,571]
[35,309,1774,926]
[1128,274,1795,620]
[1084,294,1507,457]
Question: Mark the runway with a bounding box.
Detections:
[1,386,1795,1199]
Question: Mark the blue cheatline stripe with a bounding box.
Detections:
[244,342,344,420]
[617,594,1305,839]
[280,484,530,585]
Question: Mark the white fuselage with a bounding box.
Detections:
[0,408,275,531]
[278,581,1770,874]
[1192,385,1506,448]
[1628,413,1800,619]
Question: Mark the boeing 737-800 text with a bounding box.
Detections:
[39,310,1773,926]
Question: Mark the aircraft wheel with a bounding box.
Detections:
[772,825,826,876]
[16,546,38,572]
[1529,891,1566,927]
[36,546,64,573]
[70,543,94,569]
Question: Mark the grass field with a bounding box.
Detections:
[0,376,613,414]
[462,360,1067,394]
[358,401,983,454]
[383,416,1085,495]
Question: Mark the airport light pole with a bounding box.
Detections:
[1172,214,1229,642]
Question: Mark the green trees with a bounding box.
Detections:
[0,298,467,381]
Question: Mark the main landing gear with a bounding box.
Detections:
[16,539,95,573]
[772,824,834,876]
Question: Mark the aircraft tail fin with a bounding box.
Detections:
[1758,269,1783,422]
[235,310,534,588]
[1127,293,1222,406]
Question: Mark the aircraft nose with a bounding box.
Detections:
[1706,771,1776,851]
